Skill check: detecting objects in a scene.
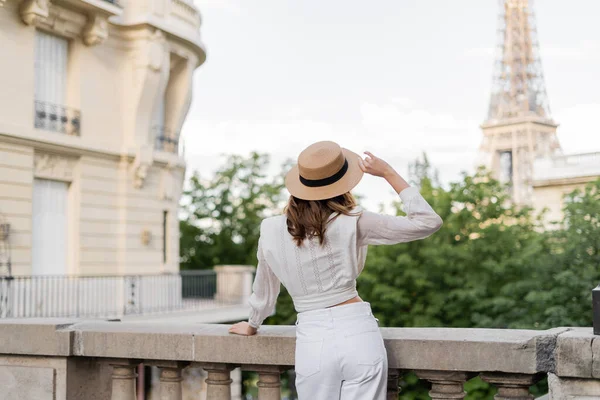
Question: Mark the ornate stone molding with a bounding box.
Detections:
[20,0,120,45]
[148,29,167,72]
[34,153,76,182]
[131,146,153,189]
[20,0,50,26]
[82,14,108,46]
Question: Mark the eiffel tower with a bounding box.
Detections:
[479,0,561,204]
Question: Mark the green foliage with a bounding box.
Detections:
[179,152,286,270]
[521,179,600,328]
[179,152,600,399]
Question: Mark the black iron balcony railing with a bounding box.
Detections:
[153,126,180,154]
[34,100,81,136]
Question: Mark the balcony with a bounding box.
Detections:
[154,126,180,154]
[0,320,597,399]
[169,0,202,28]
[34,101,81,136]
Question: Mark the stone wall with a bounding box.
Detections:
[0,320,598,399]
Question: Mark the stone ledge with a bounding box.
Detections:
[0,320,594,377]
[555,328,596,378]
[381,326,572,374]
[0,319,78,356]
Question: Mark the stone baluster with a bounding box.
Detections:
[145,361,188,400]
[480,373,542,400]
[253,365,285,400]
[110,362,139,400]
[415,370,473,400]
[387,369,401,400]
[199,363,235,400]
[160,367,184,400]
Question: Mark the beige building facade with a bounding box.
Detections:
[0,0,205,276]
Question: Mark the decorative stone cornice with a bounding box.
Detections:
[34,152,77,182]
[131,145,153,189]
[20,0,122,46]
[148,29,167,72]
[82,14,108,46]
[20,0,50,25]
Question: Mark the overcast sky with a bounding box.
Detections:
[184,0,600,210]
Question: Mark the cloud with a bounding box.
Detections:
[465,41,600,62]
[359,101,480,164]
[463,47,495,58]
[181,100,487,208]
[554,103,600,154]
[541,40,600,62]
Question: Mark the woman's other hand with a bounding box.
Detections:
[228,321,258,336]
[358,151,394,178]
[358,151,410,194]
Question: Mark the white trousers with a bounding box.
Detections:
[294,302,388,400]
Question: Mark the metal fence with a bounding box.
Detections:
[153,125,180,154]
[0,269,254,319]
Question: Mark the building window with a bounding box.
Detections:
[162,211,168,264]
[32,179,68,276]
[498,151,513,185]
[34,30,80,135]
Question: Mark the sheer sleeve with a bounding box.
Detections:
[247,234,281,329]
[357,186,443,246]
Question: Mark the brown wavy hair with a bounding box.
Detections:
[285,192,359,246]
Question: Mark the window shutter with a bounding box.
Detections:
[35,31,68,105]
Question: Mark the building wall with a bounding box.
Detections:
[0,142,34,275]
[0,0,204,276]
[533,178,596,226]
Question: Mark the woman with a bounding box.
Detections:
[229,141,442,399]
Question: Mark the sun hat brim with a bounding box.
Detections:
[285,148,364,201]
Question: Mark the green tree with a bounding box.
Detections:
[358,162,550,399]
[179,152,599,399]
[179,152,286,270]
[518,179,600,329]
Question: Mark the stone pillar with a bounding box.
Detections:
[480,373,542,400]
[387,369,401,400]
[231,367,243,400]
[160,367,183,400]
[200,363,234,400]
[415,370,472,400]
[214,265,255,304]
[254,366,284,400]
[111,363,138,400]
[548,373,600,400]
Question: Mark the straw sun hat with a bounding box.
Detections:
[285,141,364,201]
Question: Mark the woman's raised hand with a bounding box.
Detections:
[358,151,394,178]
[358,151,410,194]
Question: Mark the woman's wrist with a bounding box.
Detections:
[383,167,398,181]
[384,169,410,194]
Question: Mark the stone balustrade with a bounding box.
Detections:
[0,319,598,399]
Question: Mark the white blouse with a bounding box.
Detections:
[247,186,443,328]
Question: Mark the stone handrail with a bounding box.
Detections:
[0,320,598,399]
